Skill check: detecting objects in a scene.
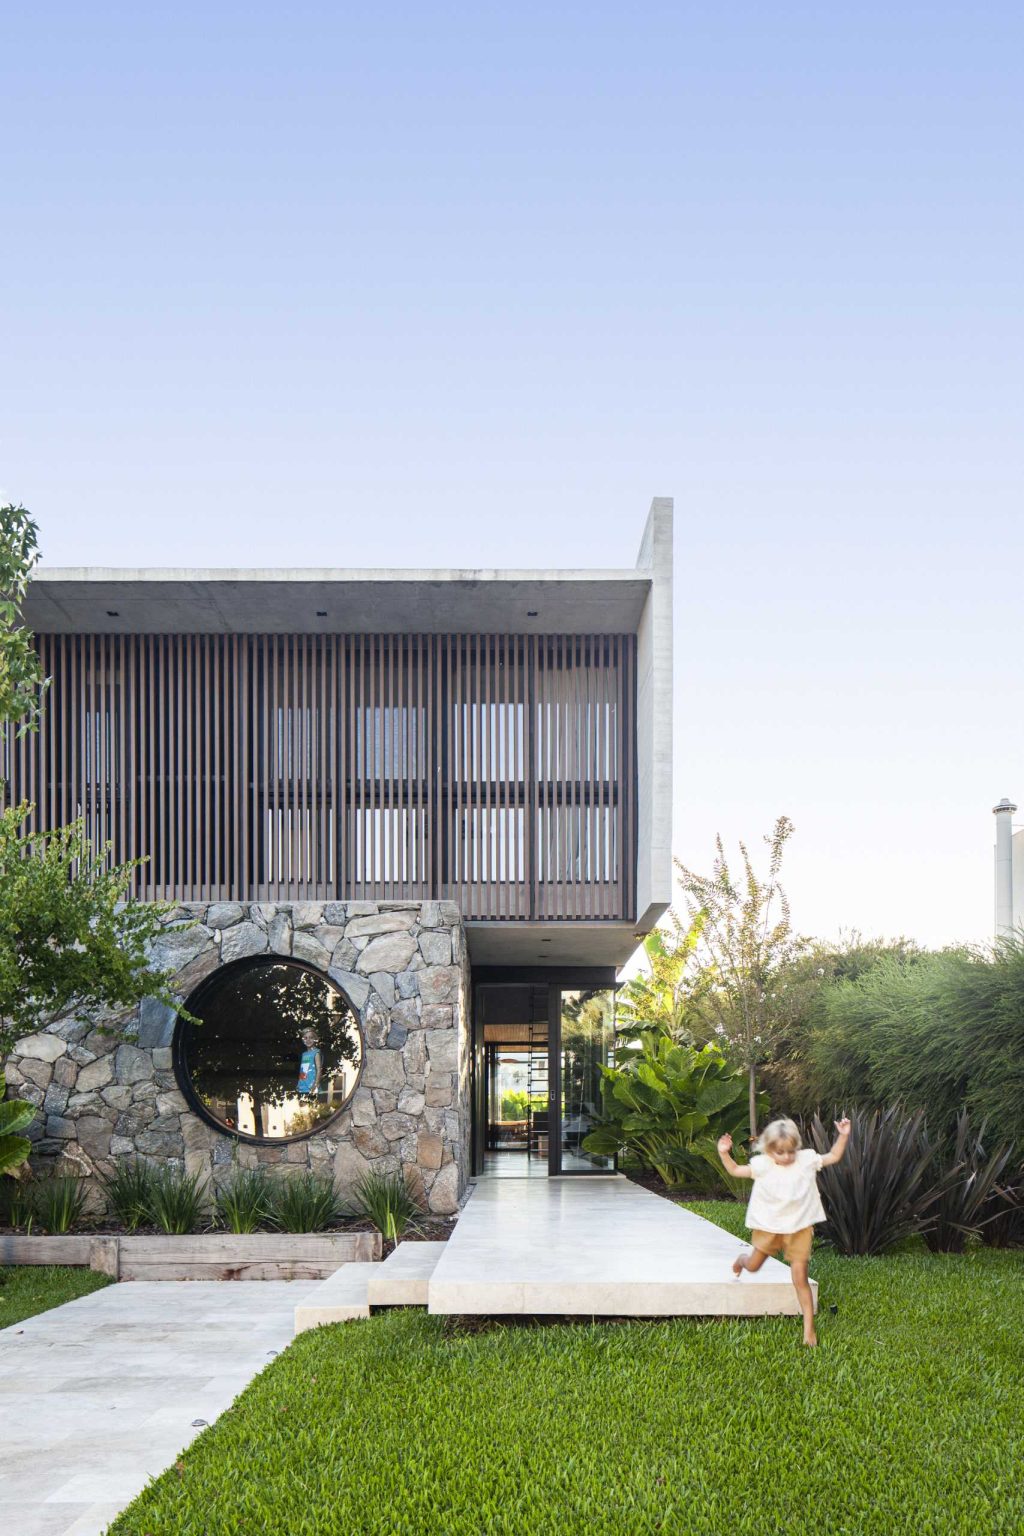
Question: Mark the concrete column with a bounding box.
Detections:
[993,797,1017,939]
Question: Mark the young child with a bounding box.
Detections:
[717,1115,851,1346]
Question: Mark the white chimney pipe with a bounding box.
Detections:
[993,797,1017,939]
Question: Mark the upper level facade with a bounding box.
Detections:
[6,500,673,966]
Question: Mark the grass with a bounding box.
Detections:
[108,1201,1024,1536]
[0,1265,111,1328]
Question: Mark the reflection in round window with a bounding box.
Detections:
[175,959,363,1142]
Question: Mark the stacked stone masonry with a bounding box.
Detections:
[5,900,472,1216]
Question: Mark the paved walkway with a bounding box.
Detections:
[0,1279,319,1536]
[429,1175,815,1315]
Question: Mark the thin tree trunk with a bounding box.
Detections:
[748,1063,758,1144]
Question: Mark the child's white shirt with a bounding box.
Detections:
[744,1148,826,1233]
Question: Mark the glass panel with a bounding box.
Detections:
[178,959,363,1141]
[476,983,549,1177]
[559,988,615,1171]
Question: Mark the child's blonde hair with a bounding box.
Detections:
[756,1117,802,1154]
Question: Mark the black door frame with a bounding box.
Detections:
[472,966,618,1178]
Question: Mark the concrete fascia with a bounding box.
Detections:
[633,498,674,932]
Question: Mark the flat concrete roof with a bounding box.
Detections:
[25,567,651,634]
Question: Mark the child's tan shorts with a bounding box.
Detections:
[750,1227,813,1263]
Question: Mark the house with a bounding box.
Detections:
[3,500,673,1213]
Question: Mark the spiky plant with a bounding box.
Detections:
[923,1112,1017,1254]
[809,1105,939,1256]
[347,1169,423,1242]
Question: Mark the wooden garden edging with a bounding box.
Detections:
[0,1230,381,1280]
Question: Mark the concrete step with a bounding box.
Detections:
[294,1262,376,1333]
[367,1241,448,1306]
[427,1177,818,1318]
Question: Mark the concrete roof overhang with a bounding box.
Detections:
[465,920,642,971]
[24,567,651,635]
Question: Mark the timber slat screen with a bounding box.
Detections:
[2,633,636,920]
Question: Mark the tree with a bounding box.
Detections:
[1,504,175,1166]
[675,816,801,1139]
[615,912,705,1041]
[0,504,49,733]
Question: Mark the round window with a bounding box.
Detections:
[174,957,363,1142]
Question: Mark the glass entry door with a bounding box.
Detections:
[474,980,616,1176]
[553,988,616,1173]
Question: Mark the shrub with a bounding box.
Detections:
[267,1171,338,1233]
[348,1170,423,1241]
[979,1161,1024,1249]
[148,1165,209,1234]
[803,941,1024,1147]
[809,1106,938,1256]
[922,1112,1017,1254]
[582,1034,762,1188]
[216,1167,273,1234]
[101,1159,158,1231]
[33,1176,88,1234]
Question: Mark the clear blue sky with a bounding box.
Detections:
[2,3,1022,948]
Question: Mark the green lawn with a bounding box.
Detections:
[109,1202,1023,1536]
[0,1264,111,1329]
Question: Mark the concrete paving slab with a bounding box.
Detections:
[293,1262,376,1332]
[428,1176,817,1316]
[0,1279,319,1536]
[366,1241,447,1305]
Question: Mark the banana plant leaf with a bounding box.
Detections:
[0,1072,36,1177]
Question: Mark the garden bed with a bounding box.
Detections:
[0,1230,381,1280]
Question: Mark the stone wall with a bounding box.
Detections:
[5,900,471,1215]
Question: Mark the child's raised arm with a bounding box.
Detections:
[716,1133,753,1179]
[820,1116,852,1167]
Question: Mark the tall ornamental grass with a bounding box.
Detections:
[801,939,1024,1147]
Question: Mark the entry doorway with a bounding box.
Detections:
[473,977,617,1177]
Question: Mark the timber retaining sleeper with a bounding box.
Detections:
[0,1230,381,1280]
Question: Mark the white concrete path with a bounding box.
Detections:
[0,1278,319,1536]
[429,1176,816,1316]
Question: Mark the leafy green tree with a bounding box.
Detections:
[675,816,802,1138]
[758,932,924,1115]
[0,504,49,733]
[1,505,175,1168]
[0,805,174,1057]
[615,912,704,1040]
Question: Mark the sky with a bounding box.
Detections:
[2,3,1022,949]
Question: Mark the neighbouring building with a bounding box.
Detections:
[993,796,1024,939]
[2,500,673,1213]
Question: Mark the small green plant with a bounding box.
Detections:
[1,1178,36,1231]
[348,1169,423,1242]
[267,1171,338,1233]
[101,1159,158,1231]
[33,1176,88,1234]
[216,1167,272,1233]
[148,1165,209,1234]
